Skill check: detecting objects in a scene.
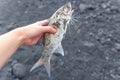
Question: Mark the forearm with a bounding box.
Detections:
[0,29,23,68]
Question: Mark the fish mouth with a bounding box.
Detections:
[66,2,72,10]
[67,2,74,16]
[64,2,72,13]
[64,2,73,20]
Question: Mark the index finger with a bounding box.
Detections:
[38,19,49,26]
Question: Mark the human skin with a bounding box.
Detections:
[0,20,56,69]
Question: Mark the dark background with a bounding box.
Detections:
[0,0,120,80]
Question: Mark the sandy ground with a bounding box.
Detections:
[0,0,120,80]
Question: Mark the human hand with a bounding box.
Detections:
[14,20,56,46]
[0,19,56,68]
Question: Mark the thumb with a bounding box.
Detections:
[41,26,57,33]
[38,19,49,26]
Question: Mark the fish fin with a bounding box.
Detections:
[30,57,51,77]
[44,60,51,77]
[30,59,43,72]
[54,44,64,56]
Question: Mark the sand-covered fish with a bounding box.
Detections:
[30,2,73,77]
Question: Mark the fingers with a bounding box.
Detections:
[36,19,57,33]
[38,19,49,26]
[41,26,57,33]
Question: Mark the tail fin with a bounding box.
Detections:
[30,58,51,77]
[44,61,50,77]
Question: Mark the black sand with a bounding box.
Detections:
[0,0,120,80]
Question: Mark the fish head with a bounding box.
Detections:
[57,2,73,24]
[59,2,73,21]
[51,2,73,32]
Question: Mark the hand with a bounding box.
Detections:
[14,20,56,46]
[0,19,56,68]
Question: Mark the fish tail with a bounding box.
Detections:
[30,57,51,77]
[44,60,51,77]
[30,58,43,72]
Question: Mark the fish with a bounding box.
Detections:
[30,2,73,77]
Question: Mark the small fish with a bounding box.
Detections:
[30,2,73,77]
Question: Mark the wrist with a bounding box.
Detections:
[10,28,25,46]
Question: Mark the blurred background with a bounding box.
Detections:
[0,0,120,80]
